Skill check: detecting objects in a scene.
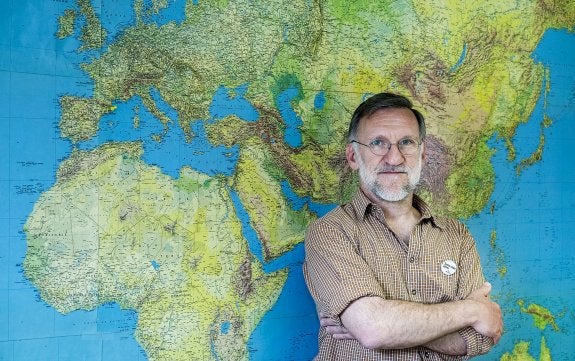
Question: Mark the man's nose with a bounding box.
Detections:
[383,143,405,165]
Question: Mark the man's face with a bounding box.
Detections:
[346,107,425,202]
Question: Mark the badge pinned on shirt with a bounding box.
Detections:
[441,260,457,276]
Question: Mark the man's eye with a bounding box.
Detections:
[370,139,386,147]
[399,138,417,146]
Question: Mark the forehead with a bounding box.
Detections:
[357,107,419,138]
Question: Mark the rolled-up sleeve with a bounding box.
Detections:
[458,327,494,357]
[303,214,385,318]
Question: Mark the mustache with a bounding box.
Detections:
[376,165,409,173]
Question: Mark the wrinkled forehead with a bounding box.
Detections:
[357,107,420,139]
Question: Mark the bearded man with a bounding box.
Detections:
[303,92,503,360]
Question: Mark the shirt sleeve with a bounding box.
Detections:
[303,212,386,318]
[458,327,495,356]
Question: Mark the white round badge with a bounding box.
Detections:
[441,260,457,276]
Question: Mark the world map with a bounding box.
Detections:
[1,0,574,360]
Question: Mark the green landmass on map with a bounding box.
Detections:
[23,0,575,359]
[518,300,562,332]
[489,229,507,277]
[24,142,287,359]
[497,298,562,361]
[56,9,76,39]
[500,337,551,361]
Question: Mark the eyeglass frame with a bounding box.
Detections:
[349,137,424,157]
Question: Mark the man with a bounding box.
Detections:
[303,92,503,360]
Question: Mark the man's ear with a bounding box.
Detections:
[346,143,360,171]
[420,141,426,162]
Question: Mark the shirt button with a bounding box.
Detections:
[424,351,431,358]
[409,256,415,263]
[411,289,417,295]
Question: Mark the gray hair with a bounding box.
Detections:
[347,92,426,142]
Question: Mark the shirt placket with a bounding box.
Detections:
[406,224,423,303]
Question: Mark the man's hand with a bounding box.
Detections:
[320,283,503,351]
[319,312,355,340]
[466,282,503,343]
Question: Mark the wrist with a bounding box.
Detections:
[460,299,481,328]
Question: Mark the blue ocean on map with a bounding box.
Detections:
[468,29,575,360]
[76,90,241,178]
[1,0,574,360]
[210,84,260,122]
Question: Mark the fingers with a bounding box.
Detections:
[474,299,503,342]
[494,333,501,344]
[466,281,504,343]
[318,312,356,340]
[467,281,493,301]
[325,325,355,340]
[481,282,492,296]
[493,305,504,344]
[319,316,339,327]
[491,323,503,344]
[319,311,339,326]
[474,282,491,297]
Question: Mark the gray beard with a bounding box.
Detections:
[356,149,422,202]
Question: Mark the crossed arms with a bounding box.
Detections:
[321,282,502,355]
[303,211,503,357]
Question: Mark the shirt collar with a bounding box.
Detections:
[349,189,446,229]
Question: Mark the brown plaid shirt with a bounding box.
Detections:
[303,190,494,360]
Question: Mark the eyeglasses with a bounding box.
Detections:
[350,137,422,156]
